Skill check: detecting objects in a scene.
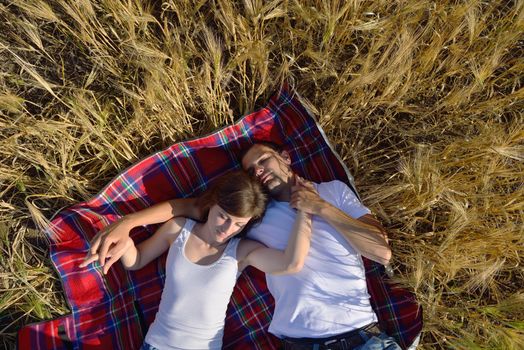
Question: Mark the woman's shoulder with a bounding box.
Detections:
[168,216,188,231]
[163,217,189,245]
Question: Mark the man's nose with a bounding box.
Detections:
[254,165,264,177]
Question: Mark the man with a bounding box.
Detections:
[239,143,399,350]
[84,142,401,349]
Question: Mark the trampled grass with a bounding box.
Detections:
[1,1,523,349]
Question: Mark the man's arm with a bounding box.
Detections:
[290,181,391,266]
[81,198,202,271]
[356,213,389,243]
[318,206,391,265]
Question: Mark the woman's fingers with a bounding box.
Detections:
[80,251,119,270]
[102,245,124,274]
[89,222,112,254]
[103,256,118,275]
[89,231,103,254]
[98,235,115,266]
[79,253,99,268]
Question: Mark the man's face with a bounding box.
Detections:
[241,144,293,197]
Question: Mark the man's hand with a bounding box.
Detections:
[79,217,134,273]
[290,176,325,215]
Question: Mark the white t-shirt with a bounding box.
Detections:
[247,180,377,338]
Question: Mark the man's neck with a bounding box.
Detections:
[273,190,291,202]
[270,180,292,202]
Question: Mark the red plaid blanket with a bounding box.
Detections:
[18,84,422,350]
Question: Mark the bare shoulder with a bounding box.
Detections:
[162,217,187,245]
[171,216,187,228]
[237,239,266,261]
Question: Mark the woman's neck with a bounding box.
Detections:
[191,222,226,249]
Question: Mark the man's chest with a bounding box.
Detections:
[248,203,357,257]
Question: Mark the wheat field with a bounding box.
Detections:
[1,1,523,349]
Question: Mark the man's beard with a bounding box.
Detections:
[265,175,287,197]
[264,156,292,198]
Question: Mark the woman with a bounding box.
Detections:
[80,170,312,350]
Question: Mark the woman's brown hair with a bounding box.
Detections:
[198,170,268,237]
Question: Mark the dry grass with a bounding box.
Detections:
[1,0,523,349]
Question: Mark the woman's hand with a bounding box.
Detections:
[79,217,135,272]
[290,176,325,215]
[80,236,135,274]
[79,197,202,272]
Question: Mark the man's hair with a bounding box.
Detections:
[238,141,284,163]
[198,170,269,238]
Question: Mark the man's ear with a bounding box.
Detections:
[279,150,291,165]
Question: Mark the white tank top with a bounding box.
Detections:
[145,219,240,349]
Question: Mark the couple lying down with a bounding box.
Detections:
[81,142,401,350]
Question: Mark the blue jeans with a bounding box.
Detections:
[354,331,402,350]
[140,342,159,350]
[142,333,402,350]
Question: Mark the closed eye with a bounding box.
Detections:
[249,157,270,175]
[260,156,270,164]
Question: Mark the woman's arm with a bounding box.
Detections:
[238,210,312,275]
[82,198,202,272]
[80,217,186,274]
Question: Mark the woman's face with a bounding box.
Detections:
[206,204,252,244]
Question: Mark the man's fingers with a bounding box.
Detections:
[292,191,305,201]
[294,177,315,194]
[295,176,313,189]
[297,176,308,187]
[304,181,315,190]
[291,182,310,194]
[291,185,301,194]
[300,178,315,191]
